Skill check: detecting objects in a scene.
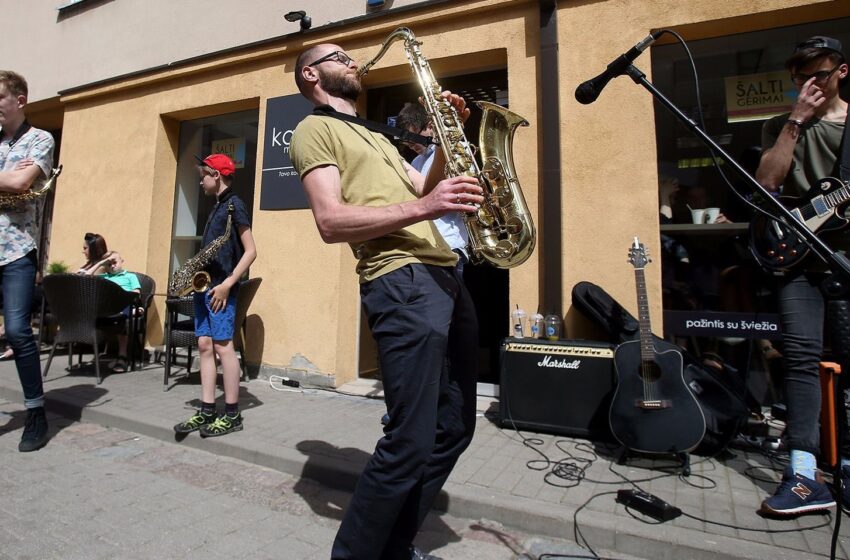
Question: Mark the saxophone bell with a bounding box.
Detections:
[190,272,212,296]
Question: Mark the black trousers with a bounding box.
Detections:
[331,264,478,560]
[777,271,850,458]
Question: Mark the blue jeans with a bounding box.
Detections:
[2,250,43,408]
[331,264,478,560]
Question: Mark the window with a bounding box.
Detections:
[652,19,850,227]
[170,110,258,280]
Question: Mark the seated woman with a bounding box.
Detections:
[77,233,109,275]
[97,251,141,372]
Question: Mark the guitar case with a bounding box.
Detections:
[571,281,748,455]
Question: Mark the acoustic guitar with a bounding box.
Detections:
[608,238,706,454]
[748,177,850,273]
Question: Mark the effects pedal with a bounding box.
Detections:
[616,489,682,522]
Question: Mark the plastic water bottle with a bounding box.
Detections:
[544,314,561,341]
[511,306,527,338]
[530,313,545,338]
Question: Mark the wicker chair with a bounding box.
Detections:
[130,271,156,371]
[162,295,197,391]
[42,274,137,384]
[234,277,262,379]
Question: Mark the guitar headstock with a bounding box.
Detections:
[628,237,650,269]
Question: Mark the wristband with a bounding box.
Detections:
[787,118,804,128]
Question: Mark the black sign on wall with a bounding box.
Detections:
[259,94,314,210]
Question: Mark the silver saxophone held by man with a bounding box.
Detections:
[167,203,234,297]
[357,27,535,268]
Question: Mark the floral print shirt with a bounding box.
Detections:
[0,124,55,266]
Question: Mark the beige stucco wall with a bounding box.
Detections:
[41,0,848,385]
[9,0,437,103]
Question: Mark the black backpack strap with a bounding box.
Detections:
[312,105,437,147]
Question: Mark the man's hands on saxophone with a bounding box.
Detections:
[415,175,483,220]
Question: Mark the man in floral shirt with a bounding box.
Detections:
[0,71,55,452]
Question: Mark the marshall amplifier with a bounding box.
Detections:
[499,338,615,441]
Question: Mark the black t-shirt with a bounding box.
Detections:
[201,188,251,286]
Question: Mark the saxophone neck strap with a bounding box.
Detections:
[312,105,438,147]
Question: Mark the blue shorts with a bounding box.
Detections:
[194,291,237,341]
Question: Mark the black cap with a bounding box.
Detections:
[794,36,844,58]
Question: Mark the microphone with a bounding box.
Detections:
[575,30,663,105]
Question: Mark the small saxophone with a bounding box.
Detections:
[0,164,63,211]
[168,204,234,297]
[358,27,535,268]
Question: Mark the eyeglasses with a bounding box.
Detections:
[791,66,841,86]
[307,51,354,68]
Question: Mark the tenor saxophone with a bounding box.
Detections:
[358,27,535,268]
[167,204,234,297]
[0,164,63,211]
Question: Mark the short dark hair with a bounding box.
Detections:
[0,71,28,97]
[294,45,325,96]
[396,102,430,133]
[786,35,846,72]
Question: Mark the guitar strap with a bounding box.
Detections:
[840,105,850,181]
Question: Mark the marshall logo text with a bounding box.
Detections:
[537,355,581,369]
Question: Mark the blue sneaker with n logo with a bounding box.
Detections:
[760,467,835,516]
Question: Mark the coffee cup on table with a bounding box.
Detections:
[690,208,706,224]
[705,207,720,224]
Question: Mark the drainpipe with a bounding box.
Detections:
[539,0,562,316]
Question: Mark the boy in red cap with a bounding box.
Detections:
[173,153,257,437]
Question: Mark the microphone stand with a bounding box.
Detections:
[620,63,850,291]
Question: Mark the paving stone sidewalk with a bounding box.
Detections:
[0,355,846,559]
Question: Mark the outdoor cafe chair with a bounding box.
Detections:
[42,273,138,384]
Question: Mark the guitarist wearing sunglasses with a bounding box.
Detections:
[756,36,848,517]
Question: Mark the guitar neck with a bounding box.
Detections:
[634,268,654,361]
[823,183,850,211]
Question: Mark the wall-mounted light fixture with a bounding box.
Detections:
[284,10,312,31]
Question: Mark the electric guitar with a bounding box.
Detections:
[748,177,850,273]
[608,238,706,454]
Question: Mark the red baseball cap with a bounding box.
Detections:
[195,154,236,176]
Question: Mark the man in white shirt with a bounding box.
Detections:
[396,102,471,273]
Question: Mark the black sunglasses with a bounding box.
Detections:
[307,51,354,68]
[791,65,841,86]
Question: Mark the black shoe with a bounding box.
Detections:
[199,412,243,438]
[18,407,48,452]
[410,547,443,560]
[173,410,217,434]
[840,465,850,513]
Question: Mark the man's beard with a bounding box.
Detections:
[319,68,362,102]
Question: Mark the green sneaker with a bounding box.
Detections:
[173,410,217,434]
[199,413,243,438]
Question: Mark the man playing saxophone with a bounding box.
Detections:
[290,43,482,560]
[0,70,55,452]
[172,153,256,438]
